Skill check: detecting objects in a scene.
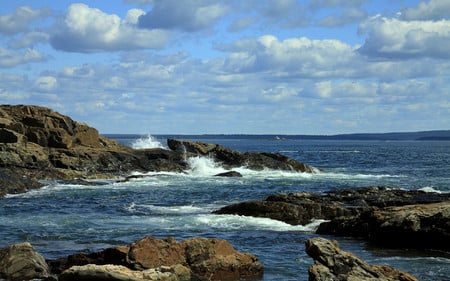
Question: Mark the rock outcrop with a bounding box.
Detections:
[0,242,51,281]
[305,237,418,281]
[0,105,316,196]
[51,236,263,281]
[215,186,450,250]
[167,138,316,173]
[316,201,450,250]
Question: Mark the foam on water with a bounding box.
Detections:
[192,214,327,232]
[131,134,166,149]
[126,203,207,215]
[419,186,448,194]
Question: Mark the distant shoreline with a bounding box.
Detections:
[104,130,450,141]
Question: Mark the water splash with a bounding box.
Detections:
[131,135,165,149]
[187,156,227,176]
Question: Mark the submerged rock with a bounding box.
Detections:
[214,171,243,177]
[305,237,418,281]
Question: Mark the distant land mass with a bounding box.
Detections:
[105,130,450,141]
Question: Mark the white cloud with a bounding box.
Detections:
[318,8,367,26]
[7,31,49,49]
[0,48,45,67]
[262,86,299,102]
[359,17,450,58]
[34,76,57,91]
[401,0,450,20]
[50,3,171,52]
[0,6,51,35]
[138,0,228,31]
[222,35,359,78]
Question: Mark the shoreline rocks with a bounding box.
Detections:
[47,236,263,281]
[305,237,418,281]
[1,236,422,281]
[215,186,450,250]
[0,104,316,197]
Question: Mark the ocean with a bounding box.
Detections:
[1,135,449,280]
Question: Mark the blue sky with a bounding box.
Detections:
[1,0,449,134]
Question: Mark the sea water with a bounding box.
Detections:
[1,135,449,280]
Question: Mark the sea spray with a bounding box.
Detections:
[187,156,227,176]
[131,135,165,149]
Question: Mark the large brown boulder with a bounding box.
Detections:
[0,242,51,281]
[53,236,263,281]
[167,138,316,173]
[305,237,418,281]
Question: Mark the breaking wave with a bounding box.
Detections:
[131,134,166,149]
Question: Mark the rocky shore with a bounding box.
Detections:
[0,104,443,280]
[1,235,421,281]
[0,236,263,281]
[0,105,316,197]
[215,186,450,250]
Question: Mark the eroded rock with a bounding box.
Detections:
[305,237,418,281]
[52,236,263,281]
[0,242,51,281]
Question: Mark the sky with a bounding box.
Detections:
[1,0,449,134]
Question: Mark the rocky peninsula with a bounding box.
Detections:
[0,104,315,197]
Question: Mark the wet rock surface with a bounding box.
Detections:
[215,186,450,250]
[0,105,316,197]
[167,138,316,173]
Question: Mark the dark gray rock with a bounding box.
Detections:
[215,186,450,250]
[214,171,243,177]
[167,138,317,173]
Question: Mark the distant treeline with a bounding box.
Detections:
[105,130,450,141]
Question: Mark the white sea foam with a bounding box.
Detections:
[126,203,207,215]
[187,156,227,176]
[131,134,166,149]
[419,186,447,194]
[193,214,328,232]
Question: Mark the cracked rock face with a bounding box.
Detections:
[0,242,51,281]
[305,237,418,281]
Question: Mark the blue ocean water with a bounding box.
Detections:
[1,136,449,280]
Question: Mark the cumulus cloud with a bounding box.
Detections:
[138,0,228,31]
[49,3,171,52]
[221,35,359,78]
[0,6,51,35]
[0,48,45,67]
[401,0,450,20]
[358,17,450,58]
